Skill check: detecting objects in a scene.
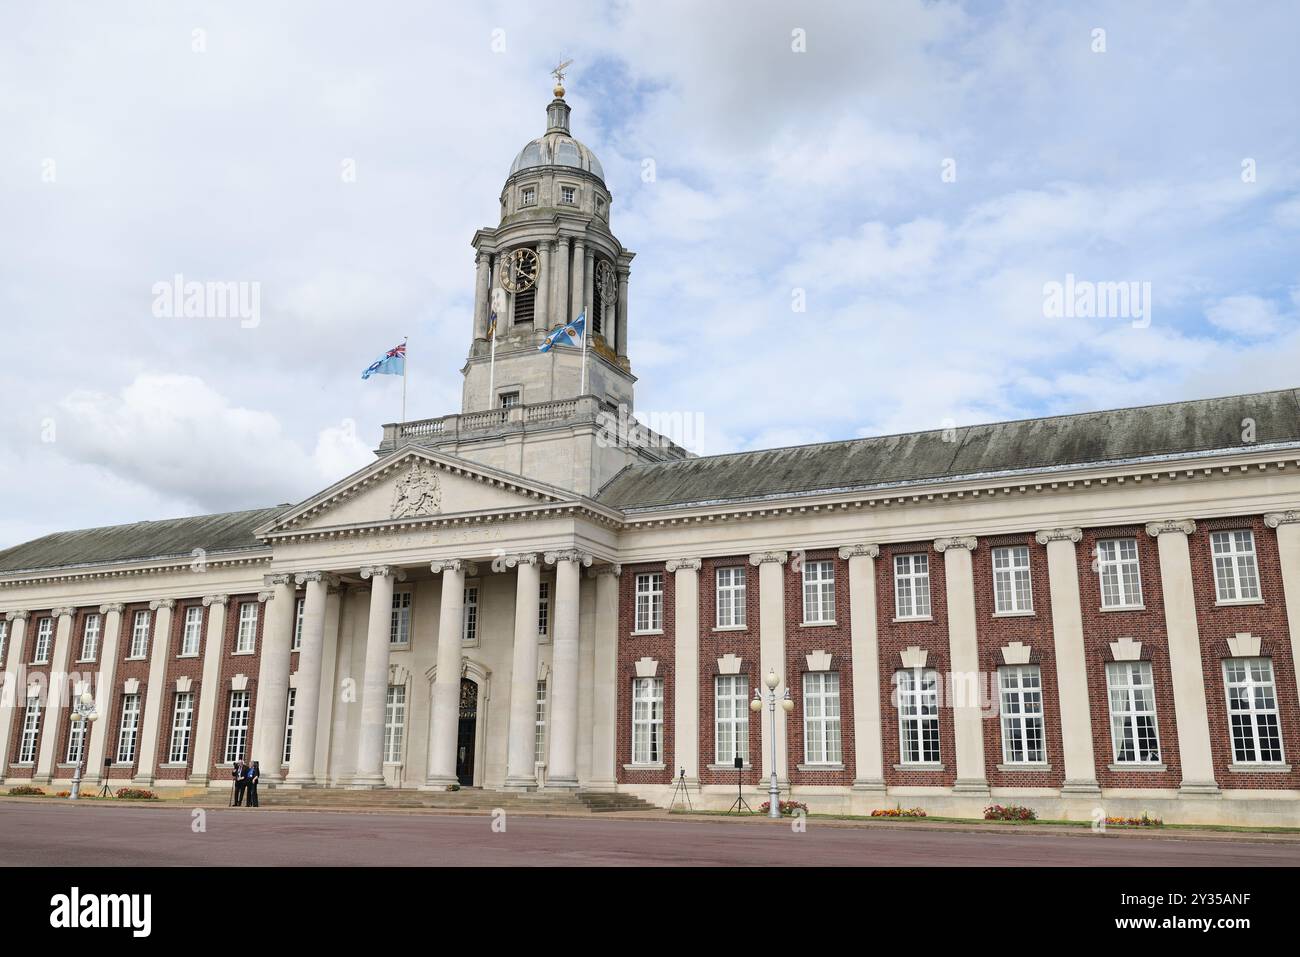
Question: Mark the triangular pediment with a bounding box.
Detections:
[259,448,576,536]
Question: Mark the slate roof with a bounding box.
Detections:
[0,507,287,574]
[595,388,1300,511]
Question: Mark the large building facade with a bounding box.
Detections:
[2,85,1300,825]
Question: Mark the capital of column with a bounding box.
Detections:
[748,551,789,566]
[501,552,539,569]
[430,559,478,576]
[294,571,340,587]
[99,602,126,615]
[837,543,880,560]
[263,573,294,587]
[1265,511,1300,528]
[1145,519,1196,538]
[51,606,78,618]
[148,599,176,612]
[544,549,594,567]
[257,590,276,603]
[360,565,407,581]
[1034,527,1083,545]
[665,557,701,573]
[201,595,229,607]
[586,563,622,579]
[5,609,30,622]
[934,536,978,553]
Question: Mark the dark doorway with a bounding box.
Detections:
[456,677,478,786]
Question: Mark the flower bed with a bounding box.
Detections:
[7,786,45,796]
[870,807,927,818]
[984,803,1037,821]
[759,800,809,817]
[1105,813,1163,827]
[115,788,158,801]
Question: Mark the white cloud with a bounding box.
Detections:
[1205,295,1289,338]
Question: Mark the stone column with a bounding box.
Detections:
[252,574,296,784]
[840,545,885,790]
[473,251,491,340]
[285,573,333,786]
[667,558,701,785]
[584,246,595,324]
[83,604,124,786]
[587,564,621,790]
[1146,519,1219,795]
[535,241,551,330]
[1266,511,1300,714]
[186,596,227,785]
[313,585,343,782]
[1035,528,1101,794]
[504,553,542,789]
[33,606,76,784]
[615,267,630,358]
[133,599,175,785]
[353,565,402,787]
[546,549,592,788]
[571,238,587,320]
[0,611,30,783]
[553,239,571,325]
[749,552,789,786]
[425,559,473,788]
[934,537,989,794]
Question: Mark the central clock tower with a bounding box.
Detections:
[461,79,636,415]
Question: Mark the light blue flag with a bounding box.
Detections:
[362,342,406,379]
[537,310,586,353]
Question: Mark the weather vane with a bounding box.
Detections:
[551,57,573,96]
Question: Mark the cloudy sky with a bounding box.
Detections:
[2,0,1298,547]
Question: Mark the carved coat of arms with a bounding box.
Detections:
[391,460,441,518]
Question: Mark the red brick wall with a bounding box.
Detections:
[105,603,155,781]
[616,563,674,785]
[8,609,52,771]
[876,542,957,788]
[972,534,1066,788]
[1078,526,1183,789]
[207,595,266,780]
[697,557,762,787]
[152,600,208,781]
[50,606,103,774]
[784,549,855,785]
[1190,516,1300,788]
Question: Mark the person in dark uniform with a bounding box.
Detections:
[232,760,247,806]
[245,760,260,807]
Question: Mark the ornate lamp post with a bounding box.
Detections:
[751,669,794,819]
[68,691,99,801]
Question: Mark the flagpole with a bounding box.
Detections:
[580,304,588,396]
[401,336,408,424]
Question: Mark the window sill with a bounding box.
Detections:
[232,650,255,656]
[1228,763,1292,773]
[160,763,187,769]
[712,625,748,633]
[797,763,844,771]
[1098,605,1145,613]
[893,616,932,623]
[630,630,664,637]
[707,763,752,772]
[893,762,944,771]
[997,762,1051,772]
[992,610,1035,619]
[622,763,666,771]
[75,658,97,664]
[1215,598,1264,607]
[31,660,50,666]
[177,653,199,659]
[461,639,480,648]
[800,620,837,628]
[124,656,147,662]
[1107,763,1168,772]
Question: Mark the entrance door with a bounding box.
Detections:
[456,678,478,786]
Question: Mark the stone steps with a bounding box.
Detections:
[201,786,660,813]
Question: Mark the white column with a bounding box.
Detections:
[504,553,542,789]
[840,545,885,790]
[584,246,595,327]
[553,239,571,324]
[84,604,125,786]
[0,611,30,783]
[571,238,586,323]
[1035,528,1100,794]
[133,599,175,785]
[313,586,343,783]
[252,574,296,784]
[1146,519,1219,795]
[33,606,76,783]
[587,564,621,790]
[749,552,789,786]
[425,559,473,788]
[615,266,630,358]
[186,596,227,785]
[286,572,333,786]
[546,550,592,788]
[353,565,401,787]
[535,241,551,330]
[1266,511,1300,714]
[473,251,490,340]
[667,557,701,785]
[934,537,989,794]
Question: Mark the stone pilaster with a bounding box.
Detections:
[553,239,571,326]
[615,266,630,358]
[1266,511,1300,717]
[252,574,296,783]
[505,553,542,789]
[186,596,227,785]
[473,251,491,340]
[586,564,621,790]
[285,573,335,786]
[352,565,404,787]
[1146,519,1219,795]
[666,557,701,785]
[425,559,475,787]
[571,238,587,321]
[133,599,175,785]
[83,604,125,786]
[545,549,593,788]
[535,241,551,330]
[934,536,989,795]
[840,544,885,790]
[0,611,30,783]
[749,551,789,786]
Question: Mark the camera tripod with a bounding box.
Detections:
[668,768,693,810]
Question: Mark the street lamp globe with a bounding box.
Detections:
[765,669,779,691]
[781,692,794,713]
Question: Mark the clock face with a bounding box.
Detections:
[594,259,616,305]
[500,247,539,293]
